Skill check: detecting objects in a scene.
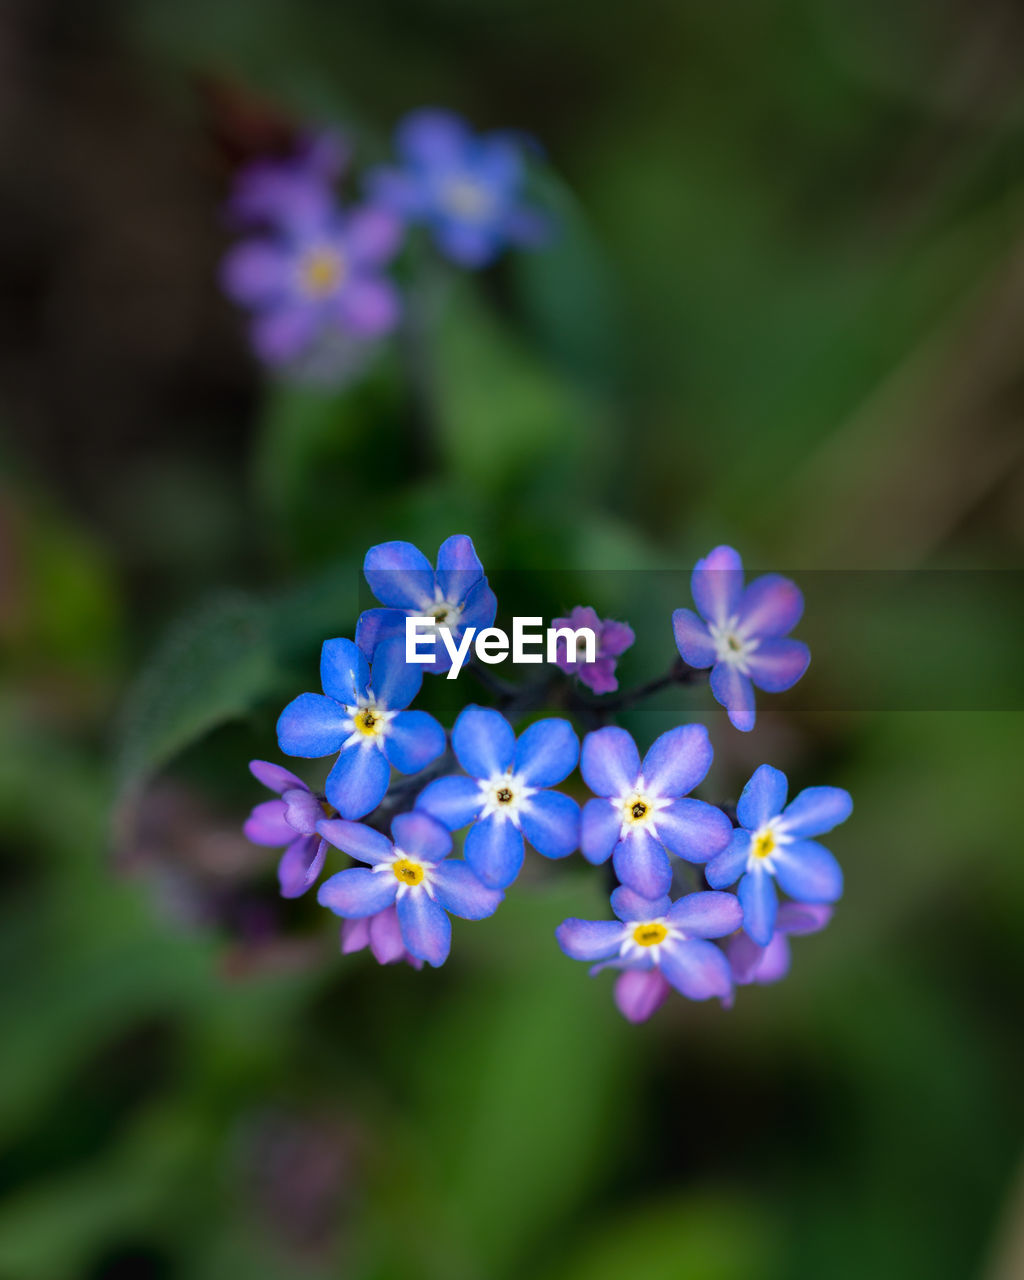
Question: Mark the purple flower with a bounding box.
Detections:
[356,535,497,673]
[579,724,732,898]
[706,764,851,946]
[367,108,550,268]
[276,636,445,821]
[727,902,833,987]
[316,811,503,967]
[243,760,329,898]
[415,705,580,889]
[340,906,423,970]
[220,203,402,367]
[551,606,634,694]
[556,885,743,1022]
[672,545,810,732]
[227,130,348,233]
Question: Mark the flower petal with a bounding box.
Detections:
[773,840,843,903]
[659,938,733,1001]
[244,800,293,847]
[368,636,422,710]
[459,579,498,630]
[746,639,810,693]
[671,608,716,668]
[318,866,397,917]
[737,574,804,639]
[324,745,391,820]
[727,932,768,985]
[430,860,503,920]
[749,933,792,984]
[396,889,451,966]
[435,534,485,604]
[464,814,525,889]
[368,905,408,963]
[384,710,446,774]
[219,240,292,305]
[738,867,778,946]
[580,726,640,797]
[655,798,732,863]
[316,818,393,865]
[614,969,671,1023]
[580,797,619,865]
[737,764,788,830]
[251,305,318,365]
[415,775,483,830]
[452,704,515,778]
[641,723,713,799]
[433,222,501,268]
[277,692,351,757]
[281,787,321,836]
[336,277,401,337]
[705,828,751,888]
[277,835,327,898]
[354,608,405,664]
[610,886,672,923]
[320,638,368,705]
[345,207,402,264]
[396,108,470,167]
[691,545,744,627]
[364,541,436,611]
[390,810,452,862]
[519,790,580,860]
[249,760,308,794]
[340,916,370,954]
[780,787,853,838]
[555,918,627,962]
[666,890,743,939]
[777,902,833,936]
[514,718,579,787]
[612,828,673,898]
[600,619,635,658]
[709,663,756,732]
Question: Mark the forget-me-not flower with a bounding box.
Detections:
[727,902,833,988]
[243,759,329,898]
[276,636,445,820]
[706,764,851,946]
[341,906,423,970]
[579,724,732,898]
[227,130,348,234]
[672,545,810,732]
[316,811,503,967]
[550,606,635,695]
[415,705,580,889]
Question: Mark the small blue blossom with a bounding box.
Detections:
[706,764,851,946]
[415,705,580,889]
[276,636,445,820]
[579,724,732,899]
[556,885,743,1022]
[356,535,497,673]
[243,759,329,898]
[672,545,810,732]
[316,811,503,967]
[727,902,833,989]
[367,108,550,268]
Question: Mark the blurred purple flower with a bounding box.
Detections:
[551,605,634,694]
[367,108,551,267]
[340,906,423,970]
[243,759,329,898]
[727,901,833,988]
[672,545,810,731]
[227,129,348,233]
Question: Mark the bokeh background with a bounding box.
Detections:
[1,2,1023,1277]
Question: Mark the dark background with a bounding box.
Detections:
[1,2,1022,1277]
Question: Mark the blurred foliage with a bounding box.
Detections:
[1,1,1023,1278]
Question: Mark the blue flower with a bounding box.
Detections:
[356,535,497,673]
[243,759,329,898]
[367,108,550,268]
[579,724,732,899]
[706,764,851,946]
[555,885,743,1022]
[415,705,580,889]
[672,545,810,732]
[727,902,833,989]
[276,636,445,820]
[316,811,503,967]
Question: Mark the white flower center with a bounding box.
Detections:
[441,177,493,221]
[341,698,395,749]
[745,821,792,874]
[708,616,760,674]
[477,771,536,823]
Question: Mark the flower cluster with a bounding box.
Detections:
[243,535,851,1015]
[220,109,553,377]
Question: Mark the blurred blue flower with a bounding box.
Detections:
[551,605,635,694]
[556,885,742,1021]
[672,545,810,732]
[220,202,402,368]
[316,811,503,967]
[706,764,851,946]
[226,130,348,233]
[356,534,497,673]
[579,724,732,898]
[727,901,832,989]
[415,705,580,889]
[367,108,551,267]
[243,759,329,898]
[276,637,445,820]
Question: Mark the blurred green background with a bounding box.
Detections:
[1,2,1022,1278]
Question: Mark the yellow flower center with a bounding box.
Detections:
[496,786,514,804]
[752,830,776,858]
[623,795,650,824]
[392,859,424,886]
[299,247,346,298]
[353,706,382,736]
[632,922,668,947]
